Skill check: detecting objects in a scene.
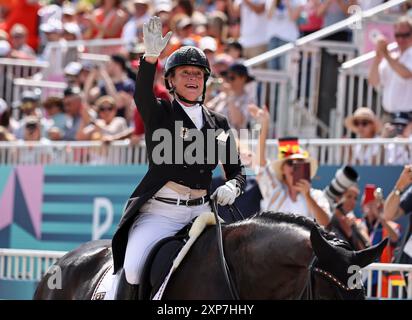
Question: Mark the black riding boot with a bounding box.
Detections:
[115,270,139,300]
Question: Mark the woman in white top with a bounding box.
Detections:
[77,95,128,141]
[344,107,382,165]
[249,104,332,226]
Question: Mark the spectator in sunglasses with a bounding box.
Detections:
[77,95,128,141]
[206,63,256,131]
[344,107,382,165]
[369,16,412,119]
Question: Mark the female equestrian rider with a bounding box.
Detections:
[111,16,246,299]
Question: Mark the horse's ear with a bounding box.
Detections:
[352,238,389,268]
[310,225,338,261]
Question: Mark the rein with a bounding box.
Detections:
[298,256,365,300]
[211,197,240,300]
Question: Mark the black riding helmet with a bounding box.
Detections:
[164,46,211,105]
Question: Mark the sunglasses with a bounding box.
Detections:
[394,32,412,39]
[284,159,306,166]
[98,105,114,112]
[353,119,371,127]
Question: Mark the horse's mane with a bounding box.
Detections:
[247,211,351,248]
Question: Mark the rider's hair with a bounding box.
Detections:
[396,15,412,31]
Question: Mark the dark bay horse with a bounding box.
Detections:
[34,212,387,300]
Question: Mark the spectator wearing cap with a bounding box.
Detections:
[199,36,217,64]
[207,63,256,131]
[226,0,267,65]
[122,0,151,50]
[62,4,76,24]
[266,0,305,70]
[62,22,82,66]
[85,54,135,122]
[9,24,36,59]
[64,61,84,87]
[62,86,95,141]
[77,95,128,141]
[39,18,65,80]
[224,39,243,61]
[369,16,412,119]
[344,107,382,165]
[13,90,52,140]
[0,0,41,51]
[381,112,412,165]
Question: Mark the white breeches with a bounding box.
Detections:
[123,186,211,285]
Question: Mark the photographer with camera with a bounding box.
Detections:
[256,135,331,226]
[328,185,371,250]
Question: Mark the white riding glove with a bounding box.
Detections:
[143,16,172,58]
[212,179,240,206]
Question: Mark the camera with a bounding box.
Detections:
[324,166,359,206]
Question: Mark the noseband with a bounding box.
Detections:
[298,256,365,300]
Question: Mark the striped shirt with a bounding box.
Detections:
[256,162,332,219]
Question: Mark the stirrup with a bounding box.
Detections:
[115,270,139,300]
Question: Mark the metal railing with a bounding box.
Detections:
[335,42,399,138]
[363,262,412,299]
[0,248,410,300]
[0,58,49,105]
[244,0,406,138]
[0,138,411,166]
[0,248,66,281]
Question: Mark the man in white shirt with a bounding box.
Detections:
[368,16,412,116]
[122,0,151,51]
[227,0,268,64]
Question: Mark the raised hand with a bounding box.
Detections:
[143,16,172,58]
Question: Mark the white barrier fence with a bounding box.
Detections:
[0,248,66,282]
[0,58,49,105]
[1,138,412,166]
[1,248,411,299]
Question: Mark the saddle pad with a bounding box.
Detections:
[91,265,117,300]
[152,211,221,300]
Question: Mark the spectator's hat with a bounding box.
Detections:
[344,107,381,134]
[0,40,11,57]
[391,112,411,126]
[64,61,83,76]
[272,137,318,181]
[21,90,39,103]
[155,0,172,13]
[199,36,217,53]
[177,17,192,30]
[63,23,81,39]
[227,63,255,83]
[133,0,150,5]
[40,18,63,34]
[62,4,76,16]
[64,86,82,97]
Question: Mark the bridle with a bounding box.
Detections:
[298,256,366,300]
[210,199,365,300]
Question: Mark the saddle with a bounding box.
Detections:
[138,221,194,300]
